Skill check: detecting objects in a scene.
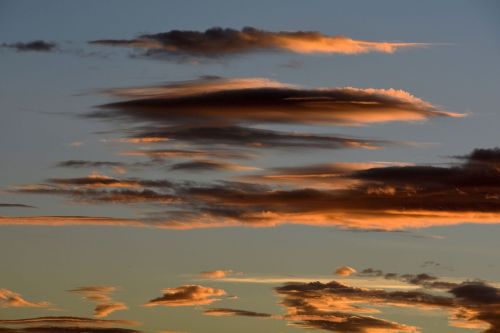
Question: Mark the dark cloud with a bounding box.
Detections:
[89,27,425,58]
[169,160,256,172]
[204,308,272,318]
[90,77,460,127]
[0,203,35,208]
[455,147,500,167]
[358,269,460,289]
[1,40,57,52]
[121,148,254,160]
[14,174,177,205]
[0,316,139,332]
[56,161,127,169]
[0,327,141,333]
[122,125,391,150]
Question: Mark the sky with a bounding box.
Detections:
[0,1,500,332]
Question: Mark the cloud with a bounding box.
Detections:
[0,203,35,208]
[0,216,146,228]
[91,77,461,127]
[334,266,357,277]
[199,270,233,279]
[56,161,127,169]
[204,308,272,318]
[14,173,177,205]
[1,40,57,52]
[68,286,127,318]
[240,162,410,189]
[0,316,140,333]
[121,126,390,153]
[89,27,425,58]
[121,148,254,160]
[0,289,50,308]
[7,148,500,231]
[358,268,460,289]
[0,327,141,333]
[275,278,500,333]
[119,125,390,151]
[169,160,257,172]
[144,285,226,307]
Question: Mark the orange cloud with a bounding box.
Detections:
[0,289,50,308]
[144,285,226,307]
[69,286,128,318]
[335,266,357,277]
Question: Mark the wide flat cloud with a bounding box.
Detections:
[91,77,461,127]
[0,289,50,308]
[144,285,226,307]
[69,286,127,318]
[89,27,425,57]
[119,125,391,151]
[0,316,140,333]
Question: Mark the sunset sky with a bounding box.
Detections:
[1,1,499,332]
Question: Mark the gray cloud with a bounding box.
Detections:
[1,40,57,52]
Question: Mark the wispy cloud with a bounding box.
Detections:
[0,289,50,308]
[69,286,127,318]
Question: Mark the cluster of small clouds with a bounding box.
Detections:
[2,267,499,333]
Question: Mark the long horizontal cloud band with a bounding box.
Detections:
[91,77,462,126]
[89,27,426,57]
